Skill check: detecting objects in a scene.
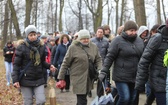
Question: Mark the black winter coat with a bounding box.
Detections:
[3,45,15,62]
[12,41,50,87]
[135,25,168,92]
[101,33,144,83]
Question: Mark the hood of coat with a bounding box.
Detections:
[157,25,168,36]
[137,26,149,38]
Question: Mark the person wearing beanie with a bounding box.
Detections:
[57,29,102,105]
[25,25,37,37]
[12,25,56,105]
[99,20,144,105]
[135,19,168,105]
[102,24,115,42]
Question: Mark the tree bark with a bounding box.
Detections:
[133,0,146,26]
[1,2,9,48]
[24,0,33,28]
[115,0,119,34]
[85,0,103,32]
[156,0,161,24]
[58,0,64,32]
[161,0,166,22]
[8,0,21,39]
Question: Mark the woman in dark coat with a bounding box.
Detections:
[99,21,144,105]
[53,34,71,92]
[12,25,55,105]
[3,40,15,86]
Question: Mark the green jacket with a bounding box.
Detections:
[58,40,102,94]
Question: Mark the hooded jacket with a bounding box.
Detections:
[135,25,168,92]
[137,26,149,38]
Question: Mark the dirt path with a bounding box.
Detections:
[45,83,156,105]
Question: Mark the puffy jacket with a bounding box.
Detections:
[135,25,168,92]
[91,37,109,64]
[101,32,144,83]
[3,45,15,62]
[12,40,50,87]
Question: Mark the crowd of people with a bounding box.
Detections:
[2,18,168,105]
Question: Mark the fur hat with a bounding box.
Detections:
[123,21,138,31]
[77,29,90,40]
[25,25,37,37]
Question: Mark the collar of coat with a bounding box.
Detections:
[72,40,91,47]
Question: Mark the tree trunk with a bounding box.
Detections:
[161,0,166,22]
[94,0,103,32]
[58,0,64,32]
[1,2,9,48]
[54,0,58,31]
[24,0,33,28]
[120,0,125,26]
[133,0,146,26]
[156,0,161,24]
[115,0,119,34]
[8,0,21,39]
[78,0,83,31]
[34,0,38,27]
[84,0,103,32]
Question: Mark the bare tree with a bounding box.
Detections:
[156,0,161,24]
[8,0,21,39]
[133,0,146,26]
[84,0,106,32]
[1,2,9,48]
[114,0,119,34]
[107,0,113,25]
[120,0,126,26]
[58,0,64,32]
[68,0,83,31]
[54,0,58,31]
[24,0,33,28]
[161,0,166,22]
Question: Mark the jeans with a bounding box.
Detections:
[146,81,151,97]
[4,61,13,84]
[115,82,137,105]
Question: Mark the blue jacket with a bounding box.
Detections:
[91,37,109,64]
[53,42,71,66]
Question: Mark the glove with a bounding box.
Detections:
[98,72,106,81]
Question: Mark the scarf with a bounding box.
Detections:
[25,38,41,66]
[122,32,137,42]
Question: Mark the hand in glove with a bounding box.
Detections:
[98,72,106,81]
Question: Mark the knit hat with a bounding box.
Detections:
[123,21,138,31]
[40,34,48,39]
[25,25,37,37]
[77,29,90,40]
